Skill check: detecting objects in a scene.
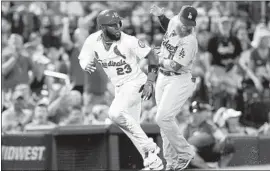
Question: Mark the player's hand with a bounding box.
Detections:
[85,62,96,74]
[150,5,164,17]
[139,81,154,100]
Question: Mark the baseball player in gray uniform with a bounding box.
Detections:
[150,5,198,170]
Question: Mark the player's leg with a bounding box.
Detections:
[124,101,146,158]
[122,98,163,170]
[160,130,178,170]
[155,74,178,170]
[109,88,153,154]
[108,82,163,169]
[155,74,196,169]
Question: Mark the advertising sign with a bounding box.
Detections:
[2,133,52,170]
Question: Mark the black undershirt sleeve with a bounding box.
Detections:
[158,14,170,32]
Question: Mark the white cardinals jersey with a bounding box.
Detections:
[159,15,198,73]
[79,31,150,87]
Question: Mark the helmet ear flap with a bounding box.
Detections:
[96,24,101,31]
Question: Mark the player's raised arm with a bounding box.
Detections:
[150,5,170,31]
[78,36,96,74]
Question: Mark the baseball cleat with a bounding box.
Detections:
[141,156,163,170]
[143,145,160,166]
[174,157,193,170]
[142,146,164,170]
[164,165,174,171]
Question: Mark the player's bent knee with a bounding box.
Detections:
[155,116,165,127]
[108,108,119,121]
[155,113,174,127]
[108,107,123,121]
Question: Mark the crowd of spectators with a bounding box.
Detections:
[2,1,270,146]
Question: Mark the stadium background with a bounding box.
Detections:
[1,1,270,170]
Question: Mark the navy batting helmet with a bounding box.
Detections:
[96,9,122,28]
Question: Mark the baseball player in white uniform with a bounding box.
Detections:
[150,5,198,170]
[78,9,163,170]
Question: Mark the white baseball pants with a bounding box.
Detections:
[155,72,196,167]
[108,80,157,159]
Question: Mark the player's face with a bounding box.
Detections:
[103,22,121,41]
[175,20,192,37]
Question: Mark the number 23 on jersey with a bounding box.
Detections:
[116,64,132,75]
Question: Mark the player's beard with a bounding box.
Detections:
[104,29,121,41]
[176,24,193,38]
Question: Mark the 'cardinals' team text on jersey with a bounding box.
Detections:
[79,31,150,86]
[159,15,198,73]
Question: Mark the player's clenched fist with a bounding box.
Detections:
[150,5,164,17]
[139,81,154,100]
[85,62,96,74]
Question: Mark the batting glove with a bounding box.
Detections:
[139,80,154,100]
